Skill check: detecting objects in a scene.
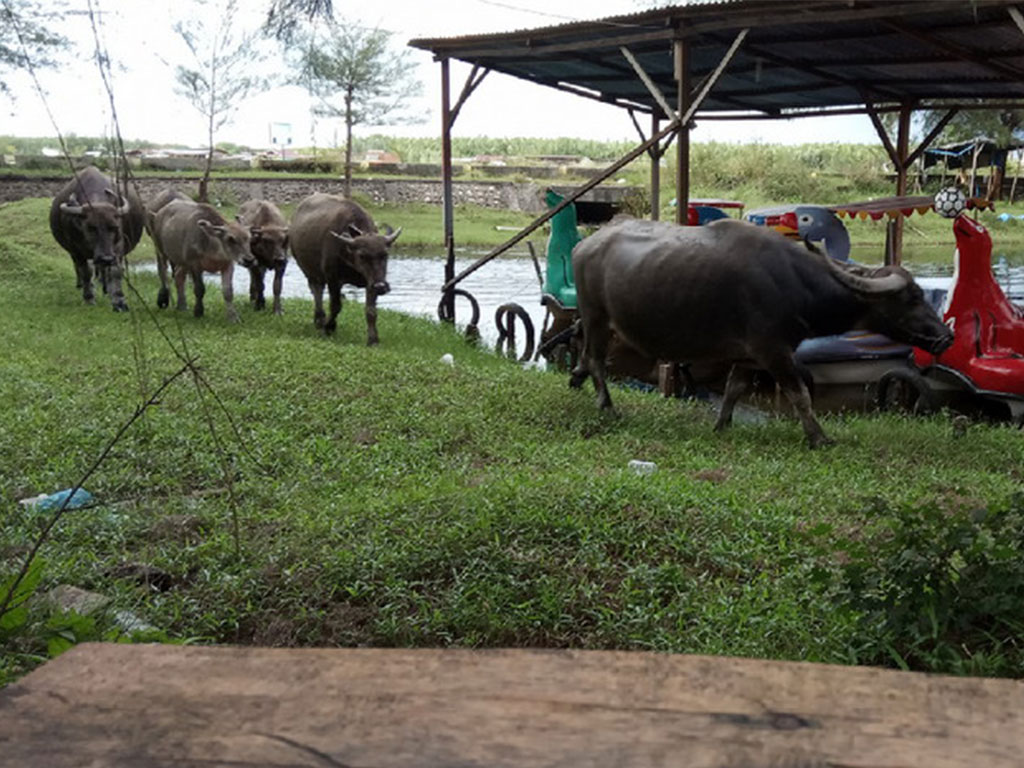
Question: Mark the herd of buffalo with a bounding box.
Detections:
[48,166,954,446]
[49,166,399,345]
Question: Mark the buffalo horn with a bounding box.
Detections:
[60,193,84,216]
[384,226,403,246]
[197,220,227,235]
[103,187,132,215]
[824,254,907,294]
[330,230,356,246]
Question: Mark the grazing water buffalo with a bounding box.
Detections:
[290,193,400,345]
[570,218,954,447]
[236,199,289,315]
[49,166,145,311]
[149,198,253,322]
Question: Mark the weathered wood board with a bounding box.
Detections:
[2,643,1024,767]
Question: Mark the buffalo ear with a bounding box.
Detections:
[330,229,356,246]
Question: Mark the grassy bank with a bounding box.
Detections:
[3,197,1024,686]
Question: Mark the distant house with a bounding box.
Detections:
[363,149,400,165]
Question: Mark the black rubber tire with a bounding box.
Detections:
[494,302,535,362]
[877,368,937,415]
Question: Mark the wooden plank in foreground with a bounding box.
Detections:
[2,643,1024,768]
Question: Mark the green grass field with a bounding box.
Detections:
[3,196,1024,686]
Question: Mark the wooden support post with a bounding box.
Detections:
[651,114,661,221]
[440,58,455,324]
[890,101,912,266]
[675,38,690,225]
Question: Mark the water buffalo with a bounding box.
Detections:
[290,193,400,345]
[570,218,954,447]
[149,198,253,322]
[236,199,289,315]
[49,166,145,311]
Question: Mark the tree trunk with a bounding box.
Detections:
[199,112,214,203]
[343,87,353,199]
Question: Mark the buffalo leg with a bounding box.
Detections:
[156,252,170,309]
[107,263,128,312]
[174,266,189,312]
[764,354,832,448]
[364,287,380,346]
[308,280,325,328]
[249,265,266,310]
[75,258,95,305]
[191,266,206,318]
[714,365,755,432]
[220,263,239,323]
[324,281,342,335]
[581,320,614,409]
[272,263,285,316]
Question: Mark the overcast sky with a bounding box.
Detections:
[3,0,881,149]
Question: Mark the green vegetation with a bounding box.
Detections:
[3,195,1024,685]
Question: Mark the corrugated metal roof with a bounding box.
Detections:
[410,0,1024,118]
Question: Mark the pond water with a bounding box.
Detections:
[137,241,1024,350]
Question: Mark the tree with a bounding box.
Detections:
[295,21,425,198]
[262,0,333,42]
[173,0,270,202]
[1,0,68,95]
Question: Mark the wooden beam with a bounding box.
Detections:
[862,94,901,168]
[10,643,1024,768]
[675,37,690,225]
[441,119,682,292]
[694,101,1024,119]
[621,46,678,122]
[905,108,959,168]
[651,114,661,221]
[1010,5,1024,37]
[449,65,489,128]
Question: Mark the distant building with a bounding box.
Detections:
[363,149,401,164]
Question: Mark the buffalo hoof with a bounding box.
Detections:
[254,298,266,311]
[323,320,337,335]
[568,370,588,389]
[194,305,204,319]
[806,434,835,449]
[112,303,129,313]
[84,296,96,306]
[313,313,325,329]
[156,288,169,309]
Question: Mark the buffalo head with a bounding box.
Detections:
[329,223,401,296]
[825,258,954,355]
[197,219,254,268]
[248,225,290,268]
[60,190,132,267]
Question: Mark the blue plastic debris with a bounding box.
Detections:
[32,488,94,511]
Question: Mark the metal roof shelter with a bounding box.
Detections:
[410,0,1024,324]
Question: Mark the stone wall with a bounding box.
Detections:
[0,175,552,213]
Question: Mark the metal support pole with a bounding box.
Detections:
[651,114,661,221]
[674,38,690,225]
[440,58,455,323]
